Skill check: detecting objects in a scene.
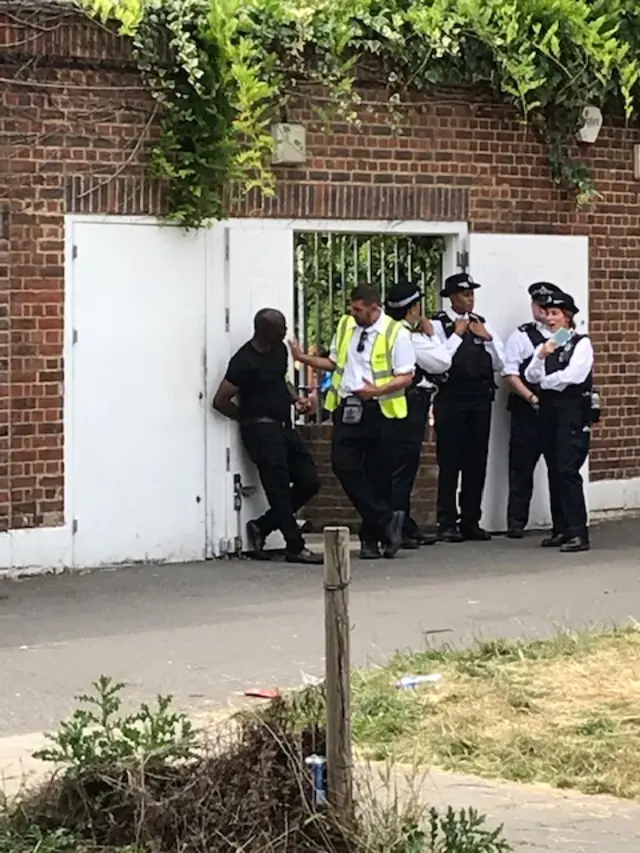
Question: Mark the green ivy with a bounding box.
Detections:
[79,0,640,227]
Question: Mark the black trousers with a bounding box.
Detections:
[391,388,431,539]
[507,402,544,530]
[539,401,590,539]
[434,396,492,530]
[240,421,320,553]
[331,402,394,544]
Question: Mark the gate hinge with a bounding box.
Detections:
[72,245,78,260]
[72,329,78,345]
[72,518,78,534]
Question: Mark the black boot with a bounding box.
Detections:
[437,526,463,543]
[541,533,566,548]
[359,542,382,560]
[460,523,492,542]
[246,520,266,554]
[414,529,437,546]
[559,536,590,553]
[507,525,525,540]
[285,548,323,565]
[382,510,405,559]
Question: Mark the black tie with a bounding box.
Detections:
[357,330,368,353]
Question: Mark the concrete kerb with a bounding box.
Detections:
[0,732,48,800]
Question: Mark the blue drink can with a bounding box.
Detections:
[304,754,328,808]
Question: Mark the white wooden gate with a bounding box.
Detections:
[222,221,295,552]
[69,220,216,566]
[469,234,590,532]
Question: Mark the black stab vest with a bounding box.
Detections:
[432,311,495,402]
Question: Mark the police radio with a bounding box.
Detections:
[582,389,601,425]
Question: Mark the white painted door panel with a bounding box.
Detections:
[469,234,589,532]
[226,222,295,551]
[204,225,232,556]
[71,221,208,566]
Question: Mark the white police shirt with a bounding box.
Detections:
[403,320,451,389]
[525,334,594,392]
[329,311,415,398]
[502,321,552,378]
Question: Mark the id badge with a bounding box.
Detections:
[342,395,363,425]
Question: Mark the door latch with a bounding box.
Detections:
[233,473,258,555]
[233,473,257,511]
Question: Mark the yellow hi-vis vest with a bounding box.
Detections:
[325,314,408,419]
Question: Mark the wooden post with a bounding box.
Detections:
[323,526,353,820]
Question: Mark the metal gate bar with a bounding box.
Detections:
[293,232,446,422]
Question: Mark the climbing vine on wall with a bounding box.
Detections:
[79,0,640,227]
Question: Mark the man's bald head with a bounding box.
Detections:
[254,308,287,345]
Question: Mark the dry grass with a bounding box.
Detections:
[352,626,640,800]
[3,692,339,853]
[1,685,513,853]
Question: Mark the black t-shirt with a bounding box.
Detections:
[225,340,293,423]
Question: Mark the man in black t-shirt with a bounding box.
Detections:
[213,308,322,564]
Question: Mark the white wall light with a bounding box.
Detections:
[271,123,307,165]
[576,106,603,144]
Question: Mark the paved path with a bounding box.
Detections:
[388,765,640,852]
[0,520,639,850]
[1,518,639,738]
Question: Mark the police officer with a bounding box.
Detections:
[290,283,415,559]
[385,279,451,548]
[502,282,562,538]
[524,291,595,553]
[431,273,505,542]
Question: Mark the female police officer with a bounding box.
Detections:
[524,291,596,553]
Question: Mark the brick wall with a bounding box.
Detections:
[2,5,640,533]
[0,6,159,532]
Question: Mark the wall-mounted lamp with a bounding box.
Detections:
[576,106,603,144]
[271,123,307,165]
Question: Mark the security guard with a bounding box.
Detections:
[502,282,562,538]
[524,291,596,553]
[431,273,505,542]
[290,283,415,559]
[385,279,451,548]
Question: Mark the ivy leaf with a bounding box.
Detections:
[78,0,640,225]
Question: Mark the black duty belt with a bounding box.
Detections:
[241,416,291,428]
[338,398,378,408]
